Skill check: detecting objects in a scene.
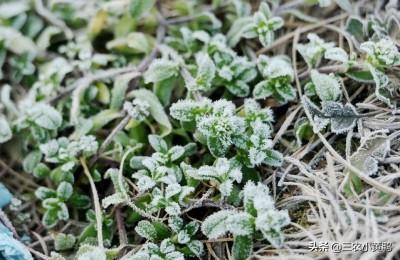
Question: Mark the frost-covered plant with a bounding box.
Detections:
[31,58,73,99]
[303,70,358,134]
[27,136,97,227]
[251,3,284,47]
[148,184,194,216]
[360,38,400,68]
[170,98,281,167]
[227,3,283,47]
[35,182,73,228]
[36,135,98,181]
[212,54,257,97]
[359,38,400,106]
[253,55,296,104]
[297,33,335,67]
[185,158,242,198]
[9,102,63,143]
[182,52,216,91]
[133,216,203,258]
[195,99,245,157]
[201,181,290,259]
[2,1,399,259]
[123,99,150,122]
[74,244,118,260]
[130,135,196,193]
[78,209,114,247]
[143,59,180,84]
[129,239,184,260]
[167,216,203,257]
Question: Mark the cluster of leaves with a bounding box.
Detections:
[0,0,399,259]
[170,98,282,167]
[201,182,290,260]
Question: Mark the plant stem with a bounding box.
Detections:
[80,157,104,248]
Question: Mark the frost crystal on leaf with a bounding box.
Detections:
[297,33,335,67]
[310,70,342,101]
[124,99,150,121]
[360,38,400,67]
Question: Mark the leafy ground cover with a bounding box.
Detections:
[0,0,400,259]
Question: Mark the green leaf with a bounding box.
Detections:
[193,52,215,90]
[0,26,38,55]
[130,89,172,136]
[154,77,176,106]
[321,101,358,134]
[35,187,56,200]
[33,163,50,178]
[69,194,91,209]
[263,149,283,167]
[29,103,62,130]
[207,135,228,157]
[0,117,12,143]
[129,0,156,19]
[54,233,76,251]
[201,210,233,239]
[57,182,73,201]
[226,80,250,97]
[135,220,157,241]
[110,73,136,110]
[310,70,341,101]
[43,208,59,228]
[253,80,273,99]
[232,235,253,260]
[144,59,179,84]
[346,16,365,42]
[345,69,374,83]
[344,173,363,197]
[107,32,154,54]
[295,118,313,145]
[23,150,42,173]
[152,221,172,240]
[91,109,123,132]
[169,146,185,161]
[148,135,168,153]
[227,17,254,47]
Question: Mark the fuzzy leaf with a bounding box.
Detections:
[187,240,204,257]
[23,150,42,173]
[225,212,253,236]
[310,70,341,101]
[232,235,253,260]
[324,47,349,63]
[54,233,76,251]
[131,89,172,136]
[29,103,62,130]
[57,182,73,201]
[263,149,283,167]
[135,220,157,241]
[201,210,233,239]
[321,101,358,133]
[110,73,137,110]
[148,135,168,153]
[144,59,179,84]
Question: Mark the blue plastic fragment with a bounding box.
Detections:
[0,183,12,208]
[0,183,34,260]
[0,224,34,260]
